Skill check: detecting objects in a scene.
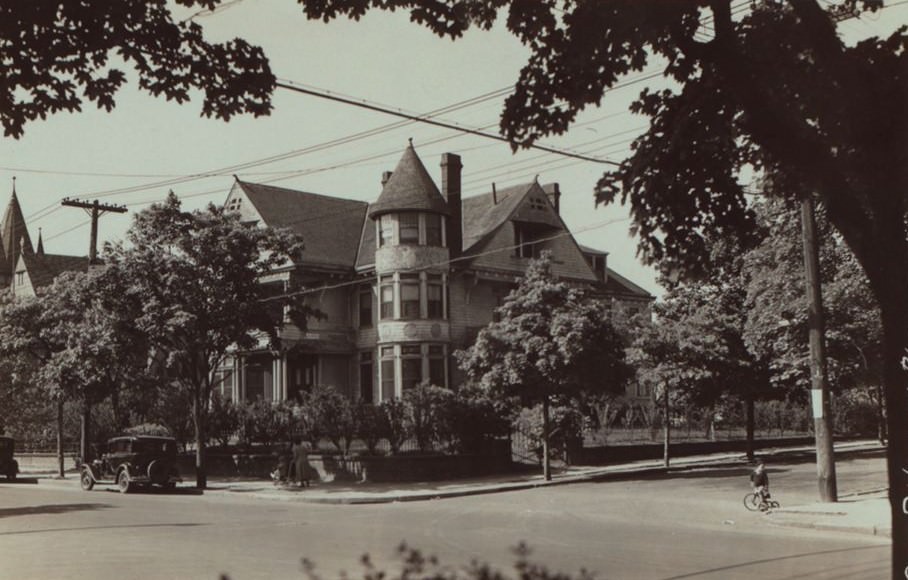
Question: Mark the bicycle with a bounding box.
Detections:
[743,491,780,512]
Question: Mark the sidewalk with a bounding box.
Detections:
[28,439,890,537]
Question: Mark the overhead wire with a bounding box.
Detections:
[261,215,631,302]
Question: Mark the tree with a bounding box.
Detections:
[457,252,630,480]
[37,269,154,464]
[290,2,908,572]
[744,198,883,417]
[104,193,310,488]
[1,1,274,138]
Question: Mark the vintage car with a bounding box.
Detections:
[80,435,181,493]
[0,437,18,480]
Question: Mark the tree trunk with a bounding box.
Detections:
[745,394,755,461]
[193,393,207,489]
[877,290,908,580]
[56,399,65,477]
[80,401,91,464]
[877,384,887,444]
[663,386,670,468]
[542,395,551,481]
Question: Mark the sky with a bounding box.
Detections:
[1,1,906,299]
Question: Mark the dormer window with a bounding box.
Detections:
[15,271,24,285]
[514,223,543,259]
[226,197,242,212]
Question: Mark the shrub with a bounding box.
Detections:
[243,399,294,447]
[219,542,596,580]
[514,402,584,464]
[123,423,171,437]
[380,399,408,454]
[207,393,241,448]
[305,385,356,454]
[404,383,453,453]
[445,383,511,454]
[354,402,388,455]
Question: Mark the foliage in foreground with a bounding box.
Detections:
[220,543,595,580]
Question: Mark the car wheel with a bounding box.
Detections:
[117,470,131,494]
[80,471,94,491]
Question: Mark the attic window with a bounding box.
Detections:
[226,198,242,212]
[15,271,24,285]
[529,197,547,211]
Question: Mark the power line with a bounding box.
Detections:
[262,216,631,302]
[275,79,622,166]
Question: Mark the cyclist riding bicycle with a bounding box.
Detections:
[750,459,770,503]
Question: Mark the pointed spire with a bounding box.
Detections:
[36,228,44,255]
[11,176,15,196]
[368,143,450,219]
[0,187,33,277]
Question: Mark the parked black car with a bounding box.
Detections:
[80,436,181,493]
[0,437,18,480]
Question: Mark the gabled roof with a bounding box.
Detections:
[20,252,90,290]
[603,267,655,300]
[368,145,450,219]
[235,181,369,269]
[461,182,531,253]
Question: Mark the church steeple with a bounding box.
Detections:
[0,184,35,282]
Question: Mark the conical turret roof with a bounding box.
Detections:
[0,190,33,275]
[368,144,450,219]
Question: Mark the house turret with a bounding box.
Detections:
[369,144,453,399]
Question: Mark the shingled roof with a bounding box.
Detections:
[461,182,533,253]
[0,191,33,277]
[368,145,450,219]
[236,181,368,269]
[20,252,90,290]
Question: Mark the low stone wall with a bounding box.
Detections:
[15,453,78,473]
[571,436,816,465]
[175,445,515,483]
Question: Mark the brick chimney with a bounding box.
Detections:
[440,153,462,258]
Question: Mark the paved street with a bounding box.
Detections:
[0,452,889,580]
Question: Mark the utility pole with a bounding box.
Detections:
[60,198,128,465]
[801,196,837,502]
[61,198,127,264]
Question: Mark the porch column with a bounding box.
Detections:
[272,356,285,402]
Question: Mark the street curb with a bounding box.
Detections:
[768,516,891,539]
[22,441,887,508]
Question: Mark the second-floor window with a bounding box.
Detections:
[427,276,443,318]
[359,286,373,328]
[399,275,420,319]
[380,278,394,319]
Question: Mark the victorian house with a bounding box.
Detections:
[216,145,653,404]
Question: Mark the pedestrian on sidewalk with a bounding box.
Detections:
[291,438,310,488]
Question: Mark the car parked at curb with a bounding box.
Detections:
[80,435,181,493]
[0,437,18,480]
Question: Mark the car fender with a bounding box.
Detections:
[81,463,100,482]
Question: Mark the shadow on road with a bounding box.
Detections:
[657,544,886,579]
[93,486,205,496]
[1,477,39,484]
[0,522,207,537]
[0,502,113,519]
